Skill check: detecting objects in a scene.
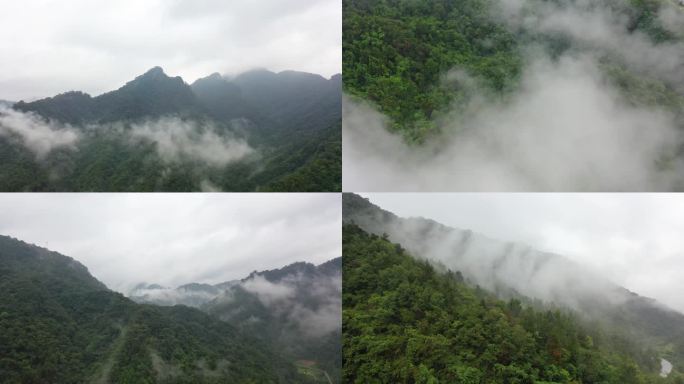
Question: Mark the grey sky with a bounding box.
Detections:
[0,193,341,293]
[0,0,341,101]
[362,193,684,313]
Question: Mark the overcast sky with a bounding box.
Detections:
[362,193,684,314]
[0,193,341,294]
[0,0,341,101]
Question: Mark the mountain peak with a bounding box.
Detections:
[144,66,165,76]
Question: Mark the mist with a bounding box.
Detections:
[126,117,254,167]
[356,212,627,314]
[213,264,342,339]
[0,105,80,159]
[343,0,684,191]
[244,272,342,338]
[347,193,684,317]
[0,105,255,169]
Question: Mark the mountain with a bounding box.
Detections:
[343,193,684,380]
[0,234,322,383]
[191,70,341,136]
[1,67,341,192]
[14,67,203,125]
[130,258,343,383]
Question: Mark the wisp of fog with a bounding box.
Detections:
[0,105,80,159]
[0,106,254,167]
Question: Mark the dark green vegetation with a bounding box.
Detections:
[203,259,342,383]
[1,67,341,191]
[0,235,330,383]
[342,193,684,382]
[343,224,684,383]
[131,259,343,384]
[343,0,684,142]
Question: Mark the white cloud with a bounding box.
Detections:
[0,105,80,158]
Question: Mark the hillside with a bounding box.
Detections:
[343,223,683,383]
[0,234,320,383]
[130,258,343,384]
[0,67,341,192]
[343,0,684,142]
[343,193,684,380]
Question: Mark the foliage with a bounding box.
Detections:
[343,0,522,142]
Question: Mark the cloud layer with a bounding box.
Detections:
[0,194,341,293]
[0,0,341,100]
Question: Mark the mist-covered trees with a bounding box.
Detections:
[343,224,682,383]
[343,0,684,144]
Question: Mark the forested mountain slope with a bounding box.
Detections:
[343,224,682,383]
[343,193,684,380]
[0,67,341,192]
[130,258,343,384]
[343,0,684,142]
[0,235,318,383]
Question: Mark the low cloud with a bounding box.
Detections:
[128,117,254,167]
[242,275,297,305]
[347,204,636,318]
[344,55,683,191]
[0,105,80,159]
[343,0,684,191]
[241,270,342,338]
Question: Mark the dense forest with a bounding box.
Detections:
[0,235,337,383]
[131,259,343,383]
[0,67,341,192]
[343,0,684,143]
[343,223,684,383]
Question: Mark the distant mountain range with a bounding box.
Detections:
[14,67,341,131]
[343,193,684,374]
[0,67,341,192]
[0,234,340,383]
